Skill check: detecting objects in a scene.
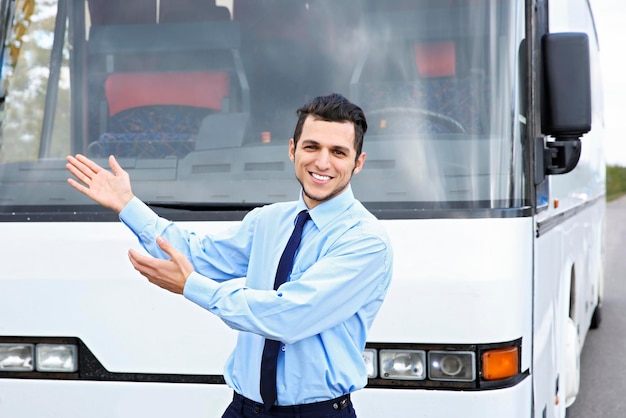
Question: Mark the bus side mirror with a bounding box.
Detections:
[538,32,591,177]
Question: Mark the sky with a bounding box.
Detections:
[589,0,626,166]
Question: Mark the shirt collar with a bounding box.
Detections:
[296,185,355,230]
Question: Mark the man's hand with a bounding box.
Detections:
[66,154,134,213]
[128,237,194,294]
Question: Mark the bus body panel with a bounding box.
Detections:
[369,217,533,348]
[0,221,236,375]
[531,0,606,414]
[533,198,605,415]
[1,217,533,373]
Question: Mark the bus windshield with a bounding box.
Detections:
[0,0,526,213]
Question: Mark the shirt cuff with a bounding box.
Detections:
[119,197,158,235]
[183,271,220,309]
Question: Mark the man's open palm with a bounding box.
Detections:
[66,154,134,213]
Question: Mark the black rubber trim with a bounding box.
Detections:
[0,336,224,384]
[0,203,533,222]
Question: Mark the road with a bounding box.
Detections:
[567,196,626,417]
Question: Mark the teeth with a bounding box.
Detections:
[312,173,331,181]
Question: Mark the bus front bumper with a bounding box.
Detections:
[353,376,532,418]
[0,379,232,418]
[1,374,532,418]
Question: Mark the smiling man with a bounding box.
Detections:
[66,93,393,418]
[289,101,366,208]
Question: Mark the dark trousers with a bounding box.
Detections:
[222,393,357,418]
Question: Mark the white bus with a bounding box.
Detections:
[0,0,605,417]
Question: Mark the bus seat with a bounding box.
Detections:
[88,71,230,158]
[85,16,249,148]
[87,0,159,72]
[86,0,159,144]
[234,0,310,41]
[358,40,483,136]
[104,72,229,115]
[360,78,482,135]
[88,0,157,25]
[160,0,231,22]
[233,0,336,142]
[414,41,456,78]
[157,0,232,73]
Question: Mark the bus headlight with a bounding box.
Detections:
[428,351,475,381]
[36,344,78,372]
[0,343,34,371]
[379,349,426,380]
[362,348,378,378]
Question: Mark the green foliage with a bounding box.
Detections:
[606,165,626,201]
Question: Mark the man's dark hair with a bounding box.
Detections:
[292,93,368,158]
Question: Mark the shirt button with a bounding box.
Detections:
[281,346,286,351]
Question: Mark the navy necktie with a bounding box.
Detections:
[260,210,310,409]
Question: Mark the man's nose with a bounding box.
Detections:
[315,149,331,169]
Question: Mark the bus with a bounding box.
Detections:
[0,0,605,417]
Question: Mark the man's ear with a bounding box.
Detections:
[288,138,296,162]
[353,152,366,175]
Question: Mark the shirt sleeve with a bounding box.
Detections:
[119,197,256,281]
[183,229,393,344]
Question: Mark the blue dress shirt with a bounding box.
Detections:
[119,186,393,406]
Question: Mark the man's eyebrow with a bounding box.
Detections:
[300,139,351,153]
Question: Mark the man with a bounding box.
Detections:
[66,93,393,418]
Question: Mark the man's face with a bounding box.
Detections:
[289,115,366,209]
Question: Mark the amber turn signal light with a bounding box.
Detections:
[482,346,519,380]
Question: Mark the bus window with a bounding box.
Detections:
[1,0,525,209]
[0,0,71,163]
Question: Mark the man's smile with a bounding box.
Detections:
[310,172,332,182]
